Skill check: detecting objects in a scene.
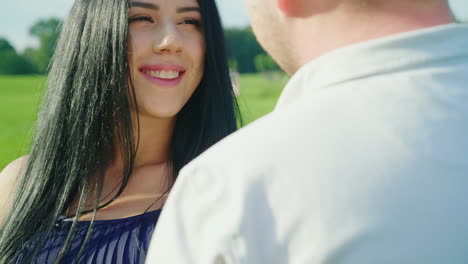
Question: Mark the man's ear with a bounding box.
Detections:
[277,0,295,16]
[277,0,306,17]
[277,0,328,18]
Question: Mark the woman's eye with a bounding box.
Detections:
[180,19,202,27]
[129,16,154,23]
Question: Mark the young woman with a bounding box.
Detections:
[0,0,240,263]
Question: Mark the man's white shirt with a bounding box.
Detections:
[146,24,468,263]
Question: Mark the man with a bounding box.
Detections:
[147,0,468,263]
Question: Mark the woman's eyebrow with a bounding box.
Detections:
[130,2,159,10]
[129,2,200,13]
[177,7,201,13]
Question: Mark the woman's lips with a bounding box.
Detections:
[139,64,186,87]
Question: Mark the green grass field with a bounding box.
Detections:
[237,73,287,124]
[0,74,287,170]
[0,76,46,170]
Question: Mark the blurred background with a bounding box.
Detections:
[0,0,467,169]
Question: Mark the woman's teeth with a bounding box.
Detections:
[144,70,180,79]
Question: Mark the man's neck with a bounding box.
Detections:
[290,1,455,73]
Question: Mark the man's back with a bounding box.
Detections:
[147,24,468,263]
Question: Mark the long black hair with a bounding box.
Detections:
[0,0,241,263]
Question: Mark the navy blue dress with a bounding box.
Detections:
[15,210,161,264]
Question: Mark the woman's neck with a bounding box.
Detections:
[112,114,176,169]
[132,114,175,168]
[65,114,176,218]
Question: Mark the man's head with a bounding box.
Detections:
[246,0,454,75]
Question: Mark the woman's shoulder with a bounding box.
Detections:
[0,155,28,225]
[0,155,28,184]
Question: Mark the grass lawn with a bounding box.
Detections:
[0,75,46,170]
[0,73,287,170]
[237,73,288,125]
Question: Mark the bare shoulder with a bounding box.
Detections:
[0,156,28,224]
[0,155,28,184]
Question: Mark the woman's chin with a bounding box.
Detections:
[138,108,180,120]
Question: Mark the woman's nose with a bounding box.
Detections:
[153,23,183,55]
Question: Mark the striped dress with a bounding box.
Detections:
[15,210,161,264]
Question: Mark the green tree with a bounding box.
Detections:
[254,53,283,81]
[255,54,280,72]
[254,54,265,73]
[24,17,62,73]
[0,38,37,75]
[0,38,15,52]
[228,59,239,72]
[224,27,265,73]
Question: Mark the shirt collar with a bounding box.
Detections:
[275,23,468,109]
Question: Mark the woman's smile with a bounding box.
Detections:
[140,64,187,87]
[128,0,205,118]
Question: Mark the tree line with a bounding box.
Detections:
[1,18,61,75]
[0,18,279,76]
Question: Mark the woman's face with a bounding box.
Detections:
[128,0,205,119]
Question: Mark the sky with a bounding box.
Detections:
[1,0,467,52]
